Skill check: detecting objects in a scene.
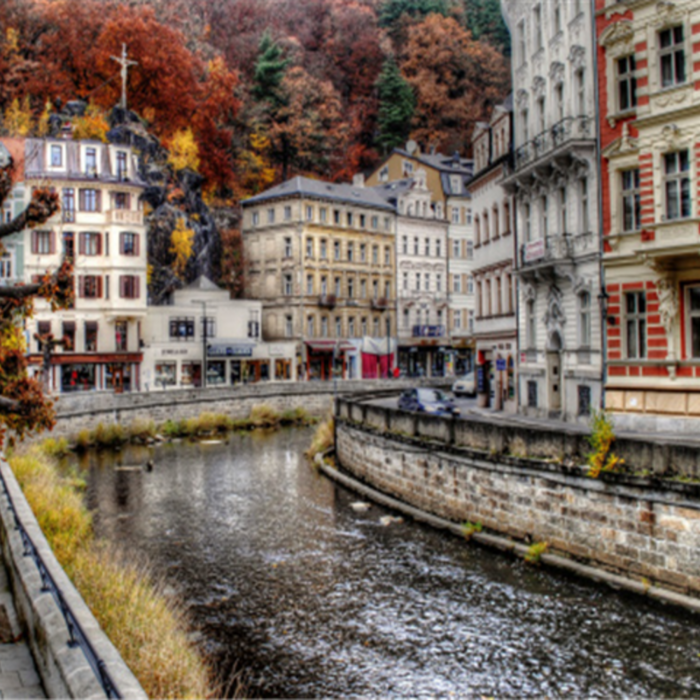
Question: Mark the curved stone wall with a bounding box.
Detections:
[335,398,700,604]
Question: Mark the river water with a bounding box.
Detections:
[75,428,700,698]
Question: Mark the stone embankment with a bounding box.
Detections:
[333,396,700,609]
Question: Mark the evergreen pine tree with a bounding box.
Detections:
[251,31,289,110]
[378,0,452,28]
[375,59,415,154]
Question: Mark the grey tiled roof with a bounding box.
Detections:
[242,176,395,211]
[393,149,474,176]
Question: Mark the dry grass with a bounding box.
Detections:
[128,419,157,443]
[8,448,214,698]
[307,417,334,458]
[248,404,279,428]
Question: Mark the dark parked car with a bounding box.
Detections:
[398,388,460,416]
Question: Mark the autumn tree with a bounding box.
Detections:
[378,0,453,27]
[0,158,73,446]
[217,227,247,298]
[169,217,195,280]
[400,13,510,153]
[462,0,510,55]
[375,58,415,154]
[167,128,201,173]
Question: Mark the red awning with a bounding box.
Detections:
[305,340,355,352]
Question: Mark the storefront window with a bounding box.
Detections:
[207,361,226,385]
[181,362,202,387]
[155,362,176,388]
[61,364,95,392]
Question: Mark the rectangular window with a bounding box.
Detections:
[321,316,328,337]
[372,245,379,264]
[580,178,590,232]
[0,251,12,279]
[436,274,442,293]
[518,20,526,64]
[688,286,700,358]
[267,208,275,224]
[371,215,378,229]
[334,241,341,260]
[79,189,101,212]
[333,209,341,225]
[626,291,646,359]
[384,247,391,265]
[32,230,54,255]
[115,321,128,352]
[347,242,354,262]
[201,316,216,339]
[348,317,355,336]
[307,315,315,337]
[334,277,341,296]
[621,169,641,232]
[62,322,75,351]
[415,273,421,291]
[554,0,561,34]
[537,96,545,134]
[579,292,591,347]
[528,380,538,408]
[321,276,327,295]
[306,237,313,258]
[170,317,195,341]
[360,243,366,262]
[659,26,685,88]
[541,195,548,238]
[402,236,408,255]
[85,147,97,175]
[578,385,592,417]
[467,240,474,260]
[36,321,51,352]
[617,55,637,112]
[62,188,75,222]
[85,321,97,352]
[361,279,367,297]
[413,237,419,255]
[306,205,313,221]
[664,150,691,220]
[453,275,461,293]
[335,317,342,337]
[425,273,430,291]
[120,275,140,299]
[50,144,63,167]
[80,275,103,299]
[80,232,102,256]
[284,205,292,221]
[575,69,585,115]
[306,275,314,295]
[435,239,441,257]
[559,186,567,234]
[320,239,327,258]
[533,5,543,50]
[424,238,430,256]
[347,212,353,226]
[120,232,139,256]
[113,192,130,210]
[359,214,365,228]
[283,274,293,296]
[453,240,460,258]
[116,151,128,180]
[555,83,564,121]
[284,236,292,258]
[252,211,259,226]
[63,232,74,260]
[285,315,293,338]
[527,299,536,348]
[320,208,327,223]
[451,207,460,224]
[347,277,354,298]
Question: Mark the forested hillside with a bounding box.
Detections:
[0,0,510,200]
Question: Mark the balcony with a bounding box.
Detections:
[371,297,389,310]
[318,294,337,309]
[106,209,144,226]
[412,325,446,338]
[511,116,593,174]
[519,234,573,273]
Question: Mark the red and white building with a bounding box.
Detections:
[596,0,700,428]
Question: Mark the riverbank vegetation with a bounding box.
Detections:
[306,417,335,458]
[8,446,215,698]
[66,404,315,451]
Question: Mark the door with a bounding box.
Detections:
[546,351,561,412]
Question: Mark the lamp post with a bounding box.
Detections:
[191,299,207,389]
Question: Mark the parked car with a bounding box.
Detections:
[452,371,476,397]
[398,388,460,416]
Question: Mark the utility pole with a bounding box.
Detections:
[110,44,138,110]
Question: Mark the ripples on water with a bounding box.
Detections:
[78,429,700,698]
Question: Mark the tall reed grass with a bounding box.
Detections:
[9,448,214,698]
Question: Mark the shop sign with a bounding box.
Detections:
[269,344,286,356]
[208,344,254,357]
[161,347,192,357]
[496,358,507,371]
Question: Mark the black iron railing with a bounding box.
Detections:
[0,469,122,699]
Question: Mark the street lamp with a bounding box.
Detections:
[191,299,207,389]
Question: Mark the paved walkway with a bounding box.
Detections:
[0,559,44,699]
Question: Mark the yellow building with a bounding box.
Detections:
[241,176,396,380]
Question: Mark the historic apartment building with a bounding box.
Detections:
[366,145,475,374]
[596,0,700,427]
[12,136,148,394]
[0,139,28,289]
[471,96,518,412]
[241,177,397,381]
[502,0,603,422]
[373,169,450,377]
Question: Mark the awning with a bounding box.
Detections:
[305,340,355,352]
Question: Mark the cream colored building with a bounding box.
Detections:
[12,136,148,393]
[597,0,700,430]
[142,276,295,388]
[367,146,475,374]
[241,177,396,380]
[471,97,518,412]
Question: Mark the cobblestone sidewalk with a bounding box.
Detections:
[0,560,44,699]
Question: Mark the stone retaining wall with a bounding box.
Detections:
[335,400,700,599]
[0,459,146,699]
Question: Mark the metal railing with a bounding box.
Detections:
[514,116,593,171]
[519,234,573,267]
[0,469,122,699]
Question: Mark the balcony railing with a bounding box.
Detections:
[371,297,389,310]
[519,234,573,267]
[318,294,337,308]
[106,209,143,226]
[412,324,446,338]
[514,116,593,171]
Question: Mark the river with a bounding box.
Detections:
[75,428,700,698]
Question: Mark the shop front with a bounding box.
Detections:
[305,340,354,381]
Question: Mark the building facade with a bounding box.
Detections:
[241,177,397,381]
[373,170,450,377]
[471,97,519,412]
[502,0,603,421]
[0,139,29,289]
[366,145,475,374]
[596,0,700,427]
[17,137,148,393]
[142,276,295,389]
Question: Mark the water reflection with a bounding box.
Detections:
[77,429,700,698]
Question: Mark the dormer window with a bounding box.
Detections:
[450,175,461,195]
[379,165,389,182]
[85,148,97,176]
[116,151,128,180]
[50,145,63,168]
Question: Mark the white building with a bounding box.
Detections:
[502,0,603,421]
[17,136,148,393]
[471,96,518,412]
[142,276,296,389]
[374,169,450,377]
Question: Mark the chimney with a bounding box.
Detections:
[353,173,365,187]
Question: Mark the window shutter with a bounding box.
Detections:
[96,233,102,256]
[31,231,38,254]
[50,230,56,254]
[96,190,102,212]
[126,193,131,209]
[120,276,125,298]
[135,276,140,299]
[134,234,140,257]
[97,276,103,298]
[79,190,85,211]
[78,276,85,298]
[119,232,124,255]
[79,233,85,255]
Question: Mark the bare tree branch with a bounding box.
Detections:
[0,283,41,300]
[0,396,20,414]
